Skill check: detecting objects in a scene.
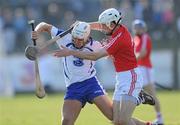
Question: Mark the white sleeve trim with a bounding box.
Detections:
[51,26,58,38]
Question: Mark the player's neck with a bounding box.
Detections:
[111,24,121,35]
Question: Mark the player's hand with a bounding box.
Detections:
[31,31,39,40]
[53,45,71,57]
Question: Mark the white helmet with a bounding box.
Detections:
[132,19,147,30]
[71,22,90,40]
[98,8,122,28]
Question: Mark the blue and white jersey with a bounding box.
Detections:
[51,26,102,87]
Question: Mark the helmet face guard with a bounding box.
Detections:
[98,8,122,35]
[71,22,91,48]
[71,22,90,40]
[106,17,122,36]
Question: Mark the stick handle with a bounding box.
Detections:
[28,20,36,46]
[39,26,73,51]
[58,26,73,38]
[35,59,46,98]
[28,20,46,99]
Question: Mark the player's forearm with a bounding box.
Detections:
[136,53,141,60]
[136,50,147,60]
[69,48,108,61]
[89,22,103,31]
[69,50,100,61]
[35,22,52,34]
[54,46,108,60]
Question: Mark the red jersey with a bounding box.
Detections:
[105,25,137,72]
[134,33,152,68]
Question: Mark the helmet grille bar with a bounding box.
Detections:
[107,17,122,36]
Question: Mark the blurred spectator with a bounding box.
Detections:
[2,7,16,54]
[162,0,174,25]
[68,0,84,13]
[119,0,134,30]
[152,0,163,30]
[0,8,5,56]
[141,0,153,29]
[60,10,75,29]
[162,0,174,40]
[0,0,179,54]
[14,8,28,52]
[133,0,144,19]
[26,6,42,21]
[177,17,180,34]
[0,8,3,31]
[100,0,117,10]
[46,2,61,25]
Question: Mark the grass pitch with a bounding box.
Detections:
[0,90,180,125]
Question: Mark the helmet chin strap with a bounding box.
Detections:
[106,17,122,36]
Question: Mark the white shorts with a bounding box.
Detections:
[138,66,155,86]
[113,67,143,101]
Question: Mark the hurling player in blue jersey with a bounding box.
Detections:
[31,21,113,125]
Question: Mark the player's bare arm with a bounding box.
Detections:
[136,48,147,60]
[54,45,108,61]
[89,22,103,31]
[31,22,52,40]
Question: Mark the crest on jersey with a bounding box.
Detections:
[73,57,84,66]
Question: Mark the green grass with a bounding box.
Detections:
[0,91,180,125]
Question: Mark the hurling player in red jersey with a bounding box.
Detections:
[54,8,156,125]
[132,19,164,125]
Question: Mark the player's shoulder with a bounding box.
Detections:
[86,37,102,51]
[120,24,129,32]
[51,26,64,36]
[87,37,100,46]
[142,33,152,41]
[118,25,131,38]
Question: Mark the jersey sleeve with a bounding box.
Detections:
[51,26,64,38]
[51,26,70,47]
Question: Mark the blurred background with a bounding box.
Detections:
[0,0,180,97]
